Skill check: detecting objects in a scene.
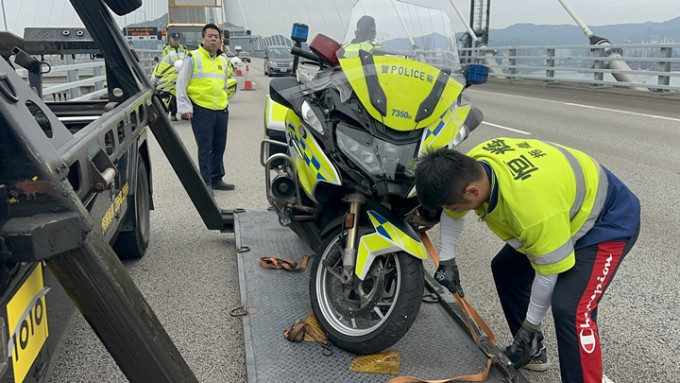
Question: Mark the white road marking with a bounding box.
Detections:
[564,103,680,122]
[482,122,532,135]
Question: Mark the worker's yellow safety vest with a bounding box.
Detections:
[446,137,608,275]
[187,46,229,110]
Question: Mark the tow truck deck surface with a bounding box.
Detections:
[234,210,513,383]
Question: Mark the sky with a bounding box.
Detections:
[1,0,678,39]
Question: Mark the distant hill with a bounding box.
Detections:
[485,16,680,46]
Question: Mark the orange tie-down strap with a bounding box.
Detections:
[283,319,328,345]
[388,232,497,383]
[259,255,309,272]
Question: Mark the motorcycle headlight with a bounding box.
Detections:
[336,123,418,180]
[301,100,324,135]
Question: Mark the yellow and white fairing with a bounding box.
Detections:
[264,96,287,136]
[284,109,341,202]
[339,55,464,133]
[340,55,469,199]
[355,210,428,280]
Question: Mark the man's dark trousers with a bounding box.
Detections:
[190,104,228,186]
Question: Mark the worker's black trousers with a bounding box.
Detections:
[491,226,639,383]
[190,104,229,185]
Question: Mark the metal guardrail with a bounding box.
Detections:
[460,43,680,93]
[13,49,161,101]
[14,43,680,98]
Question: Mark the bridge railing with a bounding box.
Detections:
[13,44,680,98]
[13,49,161,101]
[460,42,680,93]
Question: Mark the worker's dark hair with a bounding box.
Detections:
[414,147,483,210]
[202,23,221,37]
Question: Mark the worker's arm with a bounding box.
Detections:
[439,210,465,262]
[506,271,557,369]
[435,210,466,296]
[526,272,558,326]
[175,55,194,116]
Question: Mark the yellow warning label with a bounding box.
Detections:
[349,350,400,375]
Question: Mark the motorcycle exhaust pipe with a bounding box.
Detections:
[271,173,297,203]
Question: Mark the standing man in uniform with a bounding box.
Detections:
[176,23,234,194]
[414,138,640,383]
[156,33,187,121]
[162,32,185,57]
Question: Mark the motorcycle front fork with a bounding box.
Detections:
[340,193,365,284]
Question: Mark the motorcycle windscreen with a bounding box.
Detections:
[338,55,463,132]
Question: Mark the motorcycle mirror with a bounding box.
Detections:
[464,63,489,85]
[269,78,300,112]
[291,23,308,44]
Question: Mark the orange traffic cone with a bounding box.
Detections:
[241,64,256,91]
[235,67,243,76]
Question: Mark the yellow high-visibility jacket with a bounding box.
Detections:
[341,40,379,58]
[162,44,186,57]
[447,137,609,274]
[186,46,230,110]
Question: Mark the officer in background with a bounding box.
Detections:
[340,15,379,58]
[162,32,186,57]
[415,138,640,383]
[176,23,234,194]
[153,38,187,121]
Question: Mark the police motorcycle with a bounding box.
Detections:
[261,0,489,355]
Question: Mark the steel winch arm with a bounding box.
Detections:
[0,0,232,381]
[0,55,197,381]
[69,0,235,231]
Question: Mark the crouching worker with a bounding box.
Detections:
[414,138,640,383]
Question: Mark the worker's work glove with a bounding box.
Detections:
[434,259,464,297]
[504,320,541,369]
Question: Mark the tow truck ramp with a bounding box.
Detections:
[235,210,526,383]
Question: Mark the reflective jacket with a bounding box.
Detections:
[449,138,613,274]
[341,40,379,58]
[186,46,230,110]
[162,44,186,57]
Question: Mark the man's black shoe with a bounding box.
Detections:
[171,114,178,121]
[212,181,235,191]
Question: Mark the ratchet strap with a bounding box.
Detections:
[259,255,309,272]
[388,232,496,383]
[283,318,333,356]
[283,319,326,344]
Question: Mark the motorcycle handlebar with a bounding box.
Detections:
[291,46,319,63]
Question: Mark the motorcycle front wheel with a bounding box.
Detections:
[309,228,424,355]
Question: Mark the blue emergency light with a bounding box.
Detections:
[465,63,489,85]
[291,23,309,44]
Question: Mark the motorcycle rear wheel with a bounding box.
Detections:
[309,228,424,355]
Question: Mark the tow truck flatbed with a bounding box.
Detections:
[234,210,526,383]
